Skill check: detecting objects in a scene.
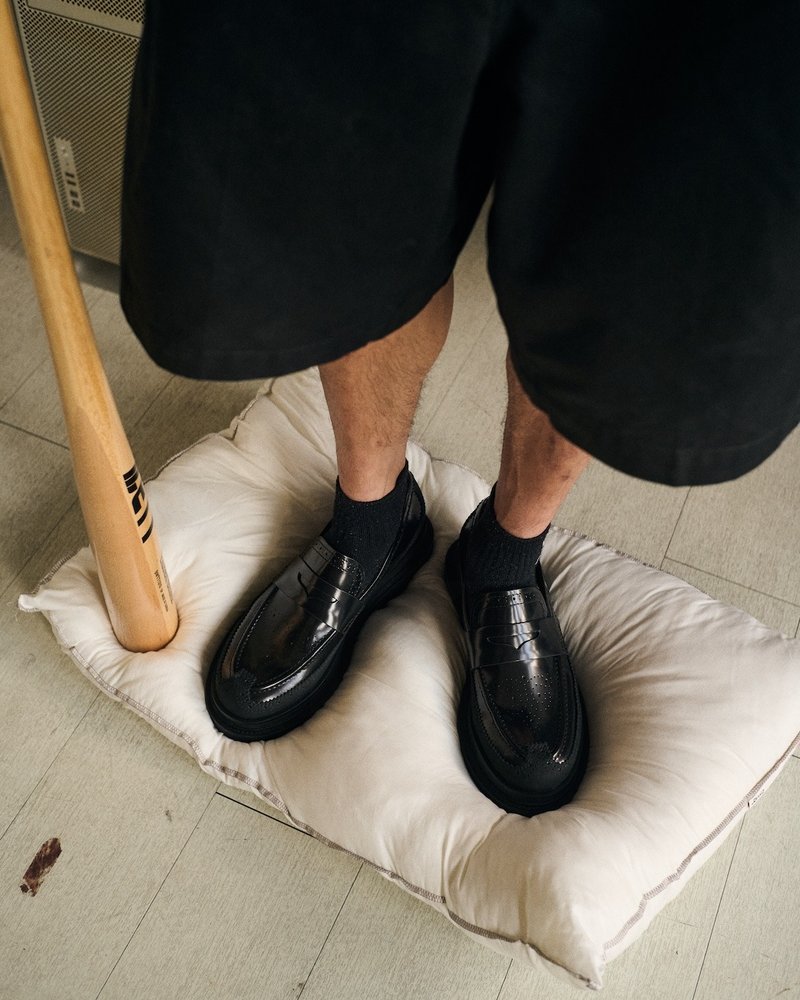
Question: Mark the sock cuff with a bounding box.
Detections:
[333,461,411,510]
[323,462,413,583]
[459,487,549,599]
[480,486,550,546]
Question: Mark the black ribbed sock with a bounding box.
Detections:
[322,464,412,581]
[462,487,549,600]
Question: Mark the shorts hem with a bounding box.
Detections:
[543,407,799,487]
[119,269,455,382]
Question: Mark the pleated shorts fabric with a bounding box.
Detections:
[120,0,800,485]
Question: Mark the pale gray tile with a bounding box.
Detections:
[667,427,800,605]
[447,197,494,329]
[300,865,508,1000]
[98,794,360,1000]
[0,422,74,594]
[9,486,87,599]
[1,287,172,446]
[0,600,96,838]
[554,462,689,567]
[0,695,218,1000]
[499,830,739,1000]
[1,499,96,836]
[693,758,800,1000]
[0,243,52,408]
[661,559,800,637]
[0,165,21,251]
[416,310,508,486]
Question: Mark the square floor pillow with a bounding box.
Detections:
[19,370,800,990]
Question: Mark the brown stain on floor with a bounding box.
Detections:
[20,837,62,896]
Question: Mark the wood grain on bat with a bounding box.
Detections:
[0,0,178,650]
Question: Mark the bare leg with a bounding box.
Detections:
[319,276,454,500]
[494,353,590,537]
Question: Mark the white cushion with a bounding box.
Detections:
[19,370,800,990]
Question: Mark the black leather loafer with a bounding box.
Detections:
[444,502,588,815]
[206,473,433,741]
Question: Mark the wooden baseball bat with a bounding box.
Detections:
[0,0,179,651]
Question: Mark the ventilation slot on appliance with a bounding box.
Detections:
[54,137,85,212]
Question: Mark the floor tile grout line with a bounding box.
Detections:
[492,959,514,1000]
[0,689,100,844]
[214,788,310,835]
[663,557,800,611]
[658,488,692,572]
[0,416,69,450]
[689,820,746,1000]
[0,353,50,413]
[129,373,177,433]
[93,785,219,1000]
[296,863,364,999]
[1,497,82,605]
[0,323,171,453]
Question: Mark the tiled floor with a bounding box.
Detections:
[1,169,798,1000]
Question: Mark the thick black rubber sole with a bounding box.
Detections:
[444,536,589,816]
[205,515,435,742]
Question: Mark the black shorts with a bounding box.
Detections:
[120,0,800,485]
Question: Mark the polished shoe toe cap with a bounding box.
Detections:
[459,661,588,815]
[205,548,358,740]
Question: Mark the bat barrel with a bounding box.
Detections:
[0,0,179,651]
